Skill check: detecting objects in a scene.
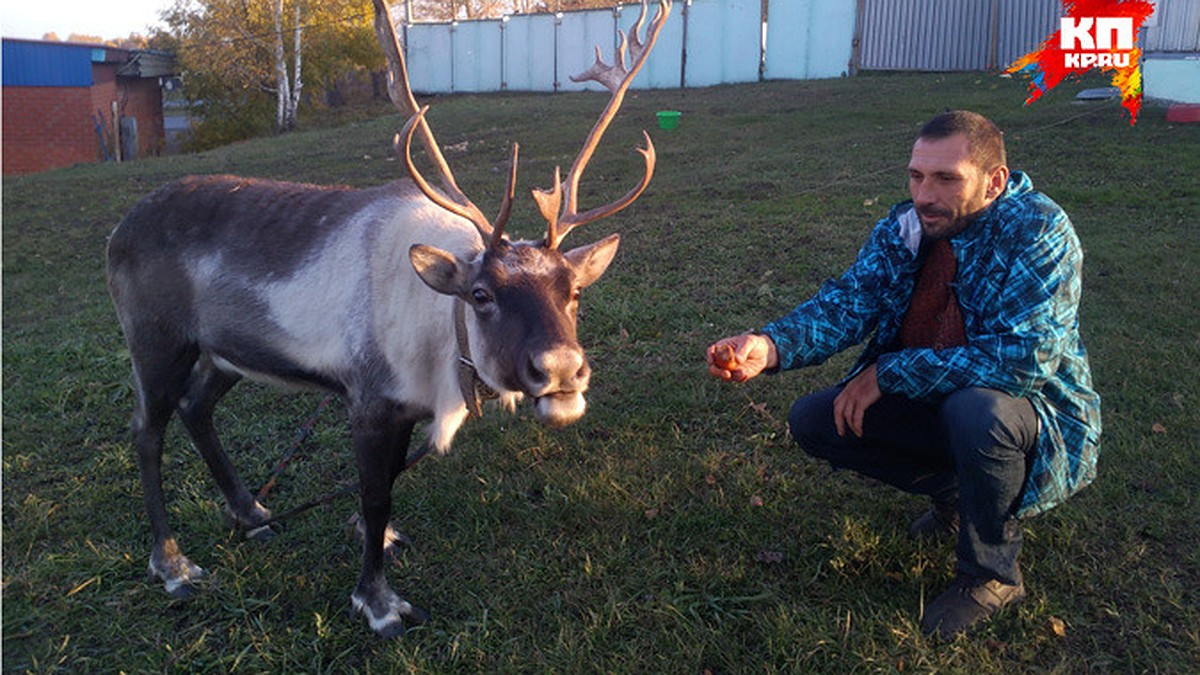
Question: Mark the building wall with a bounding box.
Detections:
[120,78,167,158]
[91,66,167,161]
[91,66,121,162]
[3,64,165,175]
[2,85,97,175]
[3,39,169,175]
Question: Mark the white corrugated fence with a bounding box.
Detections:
[392,0,1199,94]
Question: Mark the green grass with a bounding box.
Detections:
[4,72,1198,672]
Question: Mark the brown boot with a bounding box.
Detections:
[910,500,959,540]
[920,571,1026,638]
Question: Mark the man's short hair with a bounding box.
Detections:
[918,110,1007,172]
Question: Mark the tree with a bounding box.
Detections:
[39,31,153,48]
[67,33,106,43]
[405,0,618,21]
[271,0,304,131]
[162,0,379,147]
[553,0,621,11]
[408,0,504,20]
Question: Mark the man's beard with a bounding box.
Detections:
[917,204,986,239]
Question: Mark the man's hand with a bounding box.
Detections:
[833,363,881,437]
[706,333,778,382]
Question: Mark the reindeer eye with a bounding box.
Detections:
[472,288,494,305]
[571,288,582,302]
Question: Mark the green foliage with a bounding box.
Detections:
[179,71,277,151]
[161,0,379,149]
[3,73,1198,672]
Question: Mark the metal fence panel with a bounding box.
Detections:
[858,0,1197,72]
[407,23,452,93]
[394,0,1197,94]
[452,20,502,93]
[619,1,686,89]
[994,0,1060,68]
[683,0,763,87]
[763,0,856,79]
[858,0,996,71]
[502,14,556,92]
[1144,0,1200,52]
[559,9,619,92]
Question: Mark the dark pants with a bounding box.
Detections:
[789,387,1038,585]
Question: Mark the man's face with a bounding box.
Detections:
[908,133,1006,240]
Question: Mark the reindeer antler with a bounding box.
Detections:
[397,111,518,244]
[373,0,517,246]
[537,0,671,250]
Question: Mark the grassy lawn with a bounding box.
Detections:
[3,72,1198,672]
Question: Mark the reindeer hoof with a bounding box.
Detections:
[163,576,201,599]
[376,618,408,640]
[149,556,206,599]
[244,524,276,542]
[405,604,431,626]
[350,588,428,638]
[223,503,276,542]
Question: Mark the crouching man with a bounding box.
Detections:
[707,110,1101,638]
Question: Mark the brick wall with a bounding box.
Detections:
[2,85,97,175]
[118,78,166,158]
[3,63,166,175]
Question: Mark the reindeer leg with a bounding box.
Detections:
[128,342,207,599]
[176,356,274,541]
[380,417,422,557]
[350,512,413,562]
[348,399,429,638]
[349,407,419,559]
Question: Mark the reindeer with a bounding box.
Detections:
[106,0,671,637]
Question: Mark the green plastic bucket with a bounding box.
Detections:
[656,110,681,130]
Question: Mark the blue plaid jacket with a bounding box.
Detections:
[762,172,1100,518]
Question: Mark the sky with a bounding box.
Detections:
[2,0,171,41]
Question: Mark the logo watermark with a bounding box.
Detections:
[1007,1,1156,124]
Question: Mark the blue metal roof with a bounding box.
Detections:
[2,40,94,87]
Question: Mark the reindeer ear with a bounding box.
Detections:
[409,244,470,296]
[563,233,620,289]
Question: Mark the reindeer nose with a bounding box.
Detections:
[524,347,590,396]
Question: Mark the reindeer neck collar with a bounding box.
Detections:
[454,298,498,417]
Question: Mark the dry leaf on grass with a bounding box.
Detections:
[756,550,783,564]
